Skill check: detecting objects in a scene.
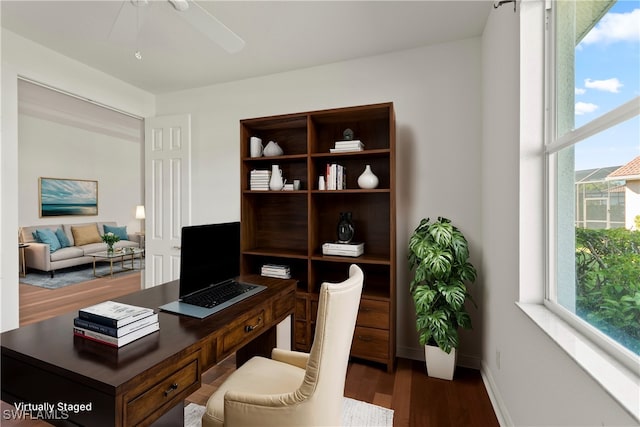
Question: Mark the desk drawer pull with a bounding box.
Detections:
[163,383,179,397]
[244,317,262,332]
[357,335,373,342]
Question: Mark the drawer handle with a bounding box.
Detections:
[361,307,372,313]
[358,335,373,342]
[164,383,179,397]
[245,317,262,332]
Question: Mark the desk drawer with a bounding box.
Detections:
[222,309,266,355]
[125,357,199,426]
[351,326,389,360]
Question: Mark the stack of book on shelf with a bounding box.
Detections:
[322,241,364,257]
[325,163,346,190]
[250,169,271,191]
[330,140,364,153]
[261,264,291,279]
[73,301,159,348]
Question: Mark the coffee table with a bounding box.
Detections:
[90,248,144,278]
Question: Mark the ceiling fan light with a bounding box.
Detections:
[169,0,189,12]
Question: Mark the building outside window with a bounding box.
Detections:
[546,0,640,364]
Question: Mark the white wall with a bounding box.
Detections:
[0,29,155,332]
[155,39,484,365]
[18,114,143,231]
[481,2,637,426]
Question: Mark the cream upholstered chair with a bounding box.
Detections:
[202,264,364,427]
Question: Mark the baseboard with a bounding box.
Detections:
[397,345,481,370]
[480,360,514,427]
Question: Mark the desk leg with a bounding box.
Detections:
[150,401,184,426]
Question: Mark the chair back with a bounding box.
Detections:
[297,264,364,425]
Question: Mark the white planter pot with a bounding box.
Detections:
[424,345,457,380]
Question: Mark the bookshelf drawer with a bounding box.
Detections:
[351,326,389,360]
[356,299,389,329]
[125,356,199,426]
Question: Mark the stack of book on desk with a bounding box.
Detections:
[73,301,159,348]
[250,169,271,191]
[261,264,291,279]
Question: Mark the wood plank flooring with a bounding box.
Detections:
[7,273,499,427]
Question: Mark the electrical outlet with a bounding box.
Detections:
[496,349,501,370]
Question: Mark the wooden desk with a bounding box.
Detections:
[1,275,296,427]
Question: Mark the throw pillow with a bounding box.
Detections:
[35,229,62,252]
[71,224,102,246]
[55,228,71,248]
[103,225,128,241]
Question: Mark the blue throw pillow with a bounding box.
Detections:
[55,228,71,248]
[103,225,128,241]
[35,228,62,252]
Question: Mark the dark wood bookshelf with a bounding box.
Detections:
[239,102,396,371]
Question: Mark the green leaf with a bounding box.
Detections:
[429,221,454,247]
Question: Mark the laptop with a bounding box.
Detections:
[159,222,266,319]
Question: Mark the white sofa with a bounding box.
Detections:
[20,221,141,277]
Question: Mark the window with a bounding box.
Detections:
[546,0,640,367]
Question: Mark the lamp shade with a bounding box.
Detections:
[135,205,146,220]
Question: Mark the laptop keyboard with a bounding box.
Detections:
[182,281,258,309]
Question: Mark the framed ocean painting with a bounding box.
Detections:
[39,177,98,217]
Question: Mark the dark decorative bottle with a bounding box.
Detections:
[337,212,355,243]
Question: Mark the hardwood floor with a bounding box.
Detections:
[18,273,142,326]
[8,274,499,427]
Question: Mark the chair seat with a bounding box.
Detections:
[203,356,306,427]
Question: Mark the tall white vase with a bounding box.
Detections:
[269,165,284,191]
[357,164,379,189]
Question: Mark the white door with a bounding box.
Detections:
[144,114,191,288]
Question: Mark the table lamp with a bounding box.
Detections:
[135,205,145,235]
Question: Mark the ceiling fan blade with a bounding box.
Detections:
[176,0,245,53]
[108,0,149,44]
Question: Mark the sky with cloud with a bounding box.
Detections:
[41,179,97,205]
[574,0,640,170]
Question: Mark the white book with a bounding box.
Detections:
[79,301,154,328]
[334,139,363,147]
[73,322,159,348]
[330,147,364,153]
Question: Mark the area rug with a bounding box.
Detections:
[184,397,393,427]
[19,259,144,289]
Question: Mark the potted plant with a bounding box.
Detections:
[408,217,477,380]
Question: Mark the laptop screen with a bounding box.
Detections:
[179,222,240,297]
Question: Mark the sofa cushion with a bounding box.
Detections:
[50,246,84,262]
[103,224,128,241]
[22,225,61,244]
[55,228,71,248]
[80,243,107,255]
[71,224,102,246]
[35,229,62,252]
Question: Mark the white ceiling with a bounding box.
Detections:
[1,1,492,95]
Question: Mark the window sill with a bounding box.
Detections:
[516,302,640,422]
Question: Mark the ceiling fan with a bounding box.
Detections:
[109,0,245,55]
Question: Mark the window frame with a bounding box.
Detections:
[543,0,640,374]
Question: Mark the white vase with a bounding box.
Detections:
[269,165,284,191]
[357,164,379,189]
[424,345,457,380]
[263,141,284,157]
